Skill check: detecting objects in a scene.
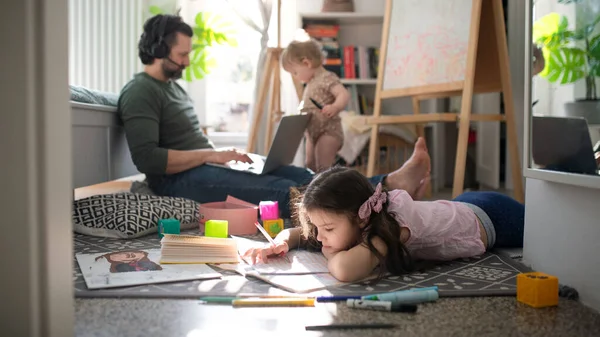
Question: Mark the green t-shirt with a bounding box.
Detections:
[118,72,214,178]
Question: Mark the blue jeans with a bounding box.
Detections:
[149,165,386,218]
[453,191,525,248]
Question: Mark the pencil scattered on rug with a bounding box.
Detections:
[73,230,531,299]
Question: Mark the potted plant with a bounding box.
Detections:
[149,5,237,81]
[533,0,600,123]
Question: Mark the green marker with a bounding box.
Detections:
[199,296,238,304]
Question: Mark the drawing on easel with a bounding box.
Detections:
[76,248,223,290]
[94,250,162,273]
[384,0,471,89]
[365,0,524,202]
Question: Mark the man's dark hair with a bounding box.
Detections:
[138,14,193,65]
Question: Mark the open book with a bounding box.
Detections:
[159,234,240,264]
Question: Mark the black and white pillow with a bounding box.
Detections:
[72,193,199,239]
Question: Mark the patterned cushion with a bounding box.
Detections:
[72,193,200,239]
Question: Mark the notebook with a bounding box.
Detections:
[76,248,223,290]
[232,236,330,275]
[159,234,240,264]
[209,236,366,293]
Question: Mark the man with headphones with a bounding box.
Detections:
[118,14,431,218]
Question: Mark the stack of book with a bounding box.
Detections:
[303,20,380,80]
[303,21,342,77]
[159,234,240,264]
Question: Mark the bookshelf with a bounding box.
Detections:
[300,13,384,24]
[299,12,383,116]
[340,78,377,85]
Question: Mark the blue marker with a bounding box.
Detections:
[316,295,362,302]
[362,289,439,305]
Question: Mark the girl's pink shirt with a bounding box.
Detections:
[386,189,486,261]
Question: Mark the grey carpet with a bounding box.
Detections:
[73,230,531,299]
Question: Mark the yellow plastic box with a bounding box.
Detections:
[516,272,559,308]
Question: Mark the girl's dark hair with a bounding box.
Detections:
[138,14,193,65]
[295,166,414,277]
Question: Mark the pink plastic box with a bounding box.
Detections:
[259,201,279,220]
[198,196,258,235]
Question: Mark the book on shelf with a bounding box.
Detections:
[345,85,374,115]
[303,20,380,80]
[159,234,240,264]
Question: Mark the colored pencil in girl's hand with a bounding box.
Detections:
[254,222,291,263]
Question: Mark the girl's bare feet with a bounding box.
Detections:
[385,137,431,200]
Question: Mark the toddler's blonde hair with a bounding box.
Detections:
[282,39,324,69]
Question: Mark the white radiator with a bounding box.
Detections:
[69,0,146,93]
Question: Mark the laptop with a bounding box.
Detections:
[208,114,310,175]
[531,115,598,175]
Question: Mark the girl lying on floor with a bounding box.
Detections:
[243,166,524,282]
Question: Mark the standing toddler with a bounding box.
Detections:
[282,39,350,172]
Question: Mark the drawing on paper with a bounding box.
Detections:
[94,250,162,273]
[76,248,222,290]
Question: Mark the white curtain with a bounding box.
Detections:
[227,0,274,154]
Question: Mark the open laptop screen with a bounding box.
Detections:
[531,116,598,175]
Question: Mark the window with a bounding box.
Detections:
[183,0,278,136]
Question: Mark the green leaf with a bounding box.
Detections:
[590,35,600,60]
[590,60,600,77]
[192,64,204,80]
[195,12,206,27]
[192,43,207,50]
[589,35,600,77]
[542,47,586,84]
[183,68,192,81]
[181,11,239,82]
[149,5,163,15]
[533,13,577,49]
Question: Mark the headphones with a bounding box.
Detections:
[148,15,169,59]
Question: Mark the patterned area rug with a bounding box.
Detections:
[73,230,531,299]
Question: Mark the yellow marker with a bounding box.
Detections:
[232,297,316,307]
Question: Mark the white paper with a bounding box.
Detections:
[76,248,222,289]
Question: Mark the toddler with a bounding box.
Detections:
[282,39,350,172]
[243,166,524,283]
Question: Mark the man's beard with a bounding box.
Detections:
[161,59,185,80]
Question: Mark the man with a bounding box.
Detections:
[118,14,431,217]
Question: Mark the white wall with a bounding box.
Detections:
[524,179,600,311]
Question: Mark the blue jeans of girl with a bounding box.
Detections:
[453,191,525,248]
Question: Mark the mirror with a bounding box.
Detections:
[529,0,600,178]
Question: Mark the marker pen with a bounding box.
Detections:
[347,299,418,313]
[361,289,439,305]
[409,286,438,292]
